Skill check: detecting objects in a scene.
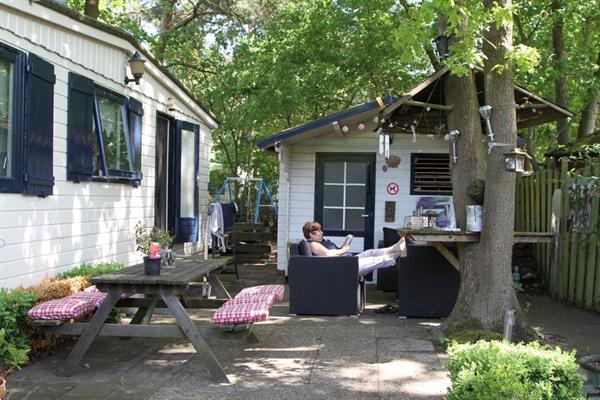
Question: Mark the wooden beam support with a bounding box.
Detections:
[431,242,460,271]
[405,100,454,111]
[516,103,548,110]
[332,121,344,136]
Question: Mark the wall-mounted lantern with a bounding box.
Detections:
[124,51,146,85]
[503,148,531,173]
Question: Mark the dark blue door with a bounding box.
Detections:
[173,120,199,242]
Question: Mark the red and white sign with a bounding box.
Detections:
[386,182,399,195]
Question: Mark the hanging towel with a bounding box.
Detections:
[222,202,237,231]
[206,202,226,252]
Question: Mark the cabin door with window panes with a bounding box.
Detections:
[314,153,376,251]
[155,115,200,243]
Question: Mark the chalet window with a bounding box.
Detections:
[67,72,142,185]
[410,153,452,195]
[0,42,55,197]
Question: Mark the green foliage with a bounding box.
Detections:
[134,221,174,255]
[446,341,584,400]
[0,329,29,375]
[0,290,37,372]
[56,262,126,280]
[444,319,504,347]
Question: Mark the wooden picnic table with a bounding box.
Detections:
[55,255,234,383]
[397,229,553,270]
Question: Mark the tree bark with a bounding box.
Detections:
[84,0,100,20]
[443,69,487,325]
[475,0,521,332]
[552,0,570,145]
[526,127,541,171]
[577,52,600,138]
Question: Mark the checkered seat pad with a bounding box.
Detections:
[212,302,270,325]
[84,285,132,299]
[28,297,96,320]
[225,293,276,307]
[236,285,285,302]
[69,291,107,309]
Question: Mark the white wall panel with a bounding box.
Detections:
[275,133,448,273]
[0,3,216,289]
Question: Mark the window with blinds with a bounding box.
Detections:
[410,153,452,195]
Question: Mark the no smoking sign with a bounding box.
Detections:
[386,182,399,195]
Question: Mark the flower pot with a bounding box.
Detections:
[143,257,161,276]
[579,354,600,388]
[0,377,6,400]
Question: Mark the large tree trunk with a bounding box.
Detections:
[552,0,570,145]
[443,69,487,324]
[475,0,521,332]
[84,0,100,19]
[577,52,600,138]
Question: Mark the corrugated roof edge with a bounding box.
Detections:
[37,0,219,125]
[256,95,396,149]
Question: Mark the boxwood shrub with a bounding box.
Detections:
[446,340,584,400]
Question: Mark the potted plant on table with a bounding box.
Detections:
[135,222,174,276]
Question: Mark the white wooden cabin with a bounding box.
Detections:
[258,68,573,278]
[0,1,217,289]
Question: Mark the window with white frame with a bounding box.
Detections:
[322,160,367,231]
[0,57,14,179]
[67,72,142,185]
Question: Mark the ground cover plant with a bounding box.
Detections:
[445,340,584,400]
[0,262,126,371]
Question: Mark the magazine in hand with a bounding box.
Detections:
[341,234,353,248]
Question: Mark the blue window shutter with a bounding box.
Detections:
[128,97,143,186]
[23,54,55,197]
[67,72,95,182]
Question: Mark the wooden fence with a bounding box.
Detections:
[515,159,600,312]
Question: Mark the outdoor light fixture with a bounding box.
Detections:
[503,148,531,173]
[445,129,460,163]
[124,51,146,85]
[479,105,494,141]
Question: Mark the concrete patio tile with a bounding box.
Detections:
[377,337,435,353]
[378,352,449,400]
[5,382,76,400]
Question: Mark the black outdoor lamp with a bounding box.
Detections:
[124,51,146,85]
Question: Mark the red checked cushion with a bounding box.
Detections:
[212,302,270,325]
[225,293,276,307]
[236,285,285,302]
[85,285,131,299]
[28,297,95,320]
[69,291,107,309]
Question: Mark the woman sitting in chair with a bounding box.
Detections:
[302,221,407,276]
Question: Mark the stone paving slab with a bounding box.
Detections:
[6,264,451,400]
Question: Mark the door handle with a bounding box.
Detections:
[361,214,369,217]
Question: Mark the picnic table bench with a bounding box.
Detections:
[38,255,235,383]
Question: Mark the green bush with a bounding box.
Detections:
[0,289,37,371]
[0,328,29,373]
[446,341,584,400]
[56,261,126,279]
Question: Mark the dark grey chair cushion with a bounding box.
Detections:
[297,239,312,256]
